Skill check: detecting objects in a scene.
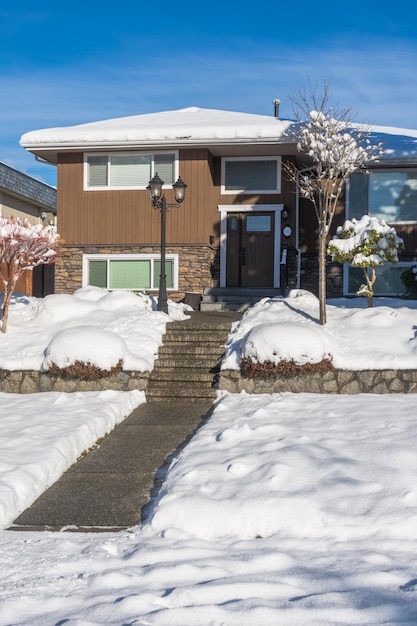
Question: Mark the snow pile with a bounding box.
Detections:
[42,326,128,370]
[222,289,417,370]
[242,321,331,365]
[0,286,191,371]
[0,389,144,528]
[146,392,417,541]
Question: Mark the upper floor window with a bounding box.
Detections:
[348,170,417,223]
[84,151,178,190]
[221,156,281,195]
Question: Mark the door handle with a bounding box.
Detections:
[240,247,246,266]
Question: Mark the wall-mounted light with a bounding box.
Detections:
[282,206,289,219]
[41,211,47,221]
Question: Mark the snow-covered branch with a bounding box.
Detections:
[284,80,385,323]
[0,217,60,332]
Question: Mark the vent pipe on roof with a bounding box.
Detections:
[272,99,281,118]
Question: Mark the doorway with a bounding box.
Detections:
[226,212,275,288]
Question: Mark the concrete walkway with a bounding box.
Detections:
[9,401,213,532]
[9,311,242,533]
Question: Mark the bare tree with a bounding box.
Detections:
[0,217,60,332]
[285,81,384,324]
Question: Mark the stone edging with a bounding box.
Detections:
[219,369,417,394]
[2,368,417,395]
[0,370,149,394]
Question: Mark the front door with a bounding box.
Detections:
[226,212,275,288]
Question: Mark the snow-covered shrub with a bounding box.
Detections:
[47,359,124,380]
[42,326,127,378]
[328,215,403,306]
[240,321,333,378]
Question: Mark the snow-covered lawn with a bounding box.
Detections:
[0,286,190,371]
[0,389,145,529]
[1,391,417,625]
[1,289,417,624]
[223,289,417,370]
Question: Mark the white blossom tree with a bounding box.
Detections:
[285,81,384,324]
[0,217,60,332]
[328,215,403,307]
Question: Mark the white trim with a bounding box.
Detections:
[83,150,179,191]
[82,253,179,291]
[221,156,282,195]
[218,204,283,288]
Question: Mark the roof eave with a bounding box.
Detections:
[22,135,298,164]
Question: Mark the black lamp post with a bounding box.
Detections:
[147,173,187,314]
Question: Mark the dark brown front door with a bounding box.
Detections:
[226,212,275,288]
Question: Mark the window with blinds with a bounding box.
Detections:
[85,152,177,189]
[85,255,177,290]
[221,156,281,194]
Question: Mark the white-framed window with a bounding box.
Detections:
[344,262,413,297]
[83,254,179,291]
[221,156,282,195]
[348,169,417,223]
[84,151,178,190]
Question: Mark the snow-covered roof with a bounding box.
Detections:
[20,107,296,151]
[20,106,417,166]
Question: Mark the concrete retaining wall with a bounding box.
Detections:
[219,369,417,394]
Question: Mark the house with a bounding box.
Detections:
[19,106,417,308]
[0,162,57,297]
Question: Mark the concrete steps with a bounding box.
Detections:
[146,311,241,403]
[200,288,281,312]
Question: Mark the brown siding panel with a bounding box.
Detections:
[57,149,219,246]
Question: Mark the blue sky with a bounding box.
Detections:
[1,0,417,187]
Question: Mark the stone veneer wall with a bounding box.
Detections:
[3,368,417,395]
[55,244,219,299]
[219,369,417,394]
[0,370,149,394]
[299,254,343,298]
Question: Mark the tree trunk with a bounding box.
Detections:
[363,267,376,308]
[1,266,19,333]
[1,288,12,333]
[318,229,327,325]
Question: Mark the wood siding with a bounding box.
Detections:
[57,150,296,247]
[58,150,220,246]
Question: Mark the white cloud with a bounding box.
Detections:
[2,36,417,186]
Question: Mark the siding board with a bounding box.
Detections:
[58,150,218,245]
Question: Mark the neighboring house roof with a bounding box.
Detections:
[0,162,56,211]
[20,106,417,166]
